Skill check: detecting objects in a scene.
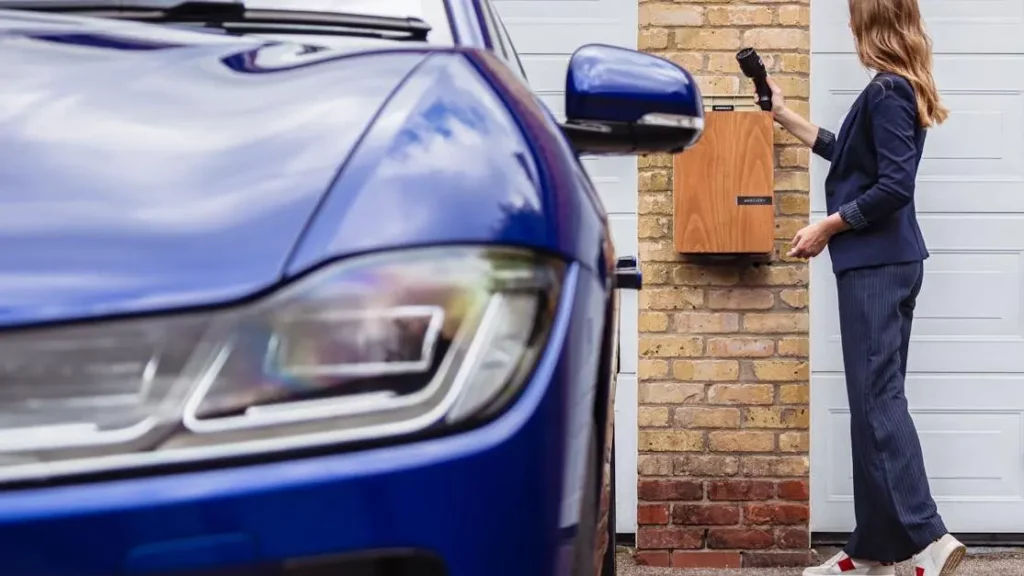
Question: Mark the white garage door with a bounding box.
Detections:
[810,3,1024,533]
[493,0,640,534]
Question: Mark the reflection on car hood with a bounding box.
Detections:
[0,9,429,327]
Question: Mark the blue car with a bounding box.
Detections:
[0,1,704,575]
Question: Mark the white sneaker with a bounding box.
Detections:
[912,534,967,576]
[802,550,895,576]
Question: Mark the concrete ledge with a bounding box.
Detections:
[617,547,1024,576]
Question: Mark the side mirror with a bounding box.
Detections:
[560,44,704,156]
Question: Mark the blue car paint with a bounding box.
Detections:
[565,43,703,125]
[0,1,654,574]
[0,263,610,576]
[0,24,432,327]
[460,49,613,281]
[0,10,610,327]
[285,51,554,274]
[287,50,609,281]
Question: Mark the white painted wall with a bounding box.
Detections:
[493,0,640,534]
[810,1,1024,533]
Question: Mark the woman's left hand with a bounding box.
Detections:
[788,222,833,259]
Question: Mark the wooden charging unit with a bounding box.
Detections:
[673,95,775,256]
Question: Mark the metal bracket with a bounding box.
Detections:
[613,256,642,291]
[702,93,761,113]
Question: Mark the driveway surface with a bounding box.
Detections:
[617,547,1024,576]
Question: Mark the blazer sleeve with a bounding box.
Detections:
[812,128,836,162]
[836,77,920,231]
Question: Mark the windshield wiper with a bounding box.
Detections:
[0,0,432,41]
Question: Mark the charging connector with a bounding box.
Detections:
[736,47,773,112]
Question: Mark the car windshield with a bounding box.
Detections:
[0,0,455,46]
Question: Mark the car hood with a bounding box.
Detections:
[0,10,431,327]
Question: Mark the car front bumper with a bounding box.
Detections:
[0,263,609,576]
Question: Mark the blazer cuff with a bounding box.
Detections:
[838,200,869,231]
[812,128,836,158]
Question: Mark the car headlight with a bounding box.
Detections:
[0,246,565,483]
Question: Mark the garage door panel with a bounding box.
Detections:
[504,19,634,54]
[498,1,636,52]
[493,0,628,18]
[812,0,1024,534]
[611,214,639,374]
[613,373,638,534]
[922,94,1022,172]
[820,408,1023,505]
[608,214,638,262]
[811,55,1024,214]
[813,54,1024,94]
[811,225,1024,374]
[912,249,1023,338]
[811,373,1024,533]
[582,157,638,215]
[519,54,568,93]
[812,0,1024,53]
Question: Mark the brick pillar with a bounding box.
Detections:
[635,1,812,569]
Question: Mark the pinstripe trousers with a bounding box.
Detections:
[835,261,947,563]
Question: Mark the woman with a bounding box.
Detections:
[763,1,967,575]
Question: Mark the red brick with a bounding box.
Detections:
[672,551,742,569]
[672,504,740,526]
[743,503,809,525]
[637,526,705,550]
[638,479,703,501]
[742,551,814,567]
[707,528,774,550]
[778,479,810,501]
[634,551,671,567]
[777,527,810,549]
[707,480,774,501]
[638,503,670,525]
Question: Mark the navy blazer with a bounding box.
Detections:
[814,72,930,274]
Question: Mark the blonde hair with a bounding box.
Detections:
[848,0,949,127]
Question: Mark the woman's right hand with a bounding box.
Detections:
[765,75,787,120]
[758,74,821,150]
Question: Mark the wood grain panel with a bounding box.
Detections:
[673,111,775,255]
